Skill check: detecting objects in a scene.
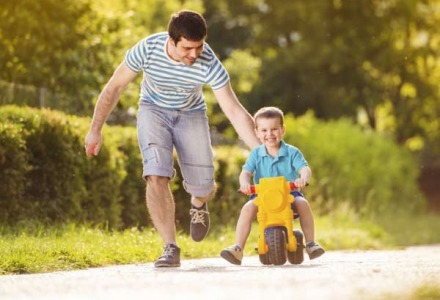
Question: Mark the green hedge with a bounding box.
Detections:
[283,111,426,216]
[0,105,145,229]
[0,106,427,231]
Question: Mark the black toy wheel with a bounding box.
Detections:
[266,228,287,265]
[287,229,304,264]
[259,253,270,265]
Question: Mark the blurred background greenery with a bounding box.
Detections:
[0,0,439,238]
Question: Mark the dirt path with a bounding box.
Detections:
[1,245,439,300]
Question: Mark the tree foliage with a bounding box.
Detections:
[242,0,440,164]
[0,0,120,114]
[1,0,439,164]
[0,0,202,116]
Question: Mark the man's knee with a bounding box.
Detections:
[193,182,217,203]
[145,175,170,188]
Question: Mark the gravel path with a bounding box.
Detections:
[1,245,439,300]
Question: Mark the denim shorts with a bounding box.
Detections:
[137,103,215,197]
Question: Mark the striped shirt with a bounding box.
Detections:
[125,32,230,111]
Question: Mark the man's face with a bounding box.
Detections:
[169,37,204,65]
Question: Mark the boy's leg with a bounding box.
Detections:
[220,201,257,265]
[235,201,258,249]
[293,197,325,259]
[293,197,315,242]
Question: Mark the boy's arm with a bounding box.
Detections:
[239,170,253,194]
[295,166,312,189]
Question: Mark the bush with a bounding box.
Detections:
[0,106,426,231]
[283,111,426,216]
[0,105,133,228]
[0,123,29,221]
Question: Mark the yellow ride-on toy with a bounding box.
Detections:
[249,176,304,265]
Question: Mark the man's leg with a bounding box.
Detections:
[191,183,216,207]
[146,175,181,267]
[172,109,216,241]
[137,104,180,267]
[146,175,176,244]
[188,183,216,242]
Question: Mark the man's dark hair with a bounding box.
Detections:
[168,10,207,44]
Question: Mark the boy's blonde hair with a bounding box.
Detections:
[253,106,284,128]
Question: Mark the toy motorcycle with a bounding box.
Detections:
[248,176,304,265]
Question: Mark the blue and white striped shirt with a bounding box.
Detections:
[125,32,230,111]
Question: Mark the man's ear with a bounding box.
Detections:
[169,37,178,47]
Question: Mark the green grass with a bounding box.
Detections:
[412,284,440,300]
[1,209,439,275]
[376,283,440,300]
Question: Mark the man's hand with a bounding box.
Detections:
[84,131,102,157]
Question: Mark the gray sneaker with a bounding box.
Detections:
[154,244,181,268]
[306,241,325,260]
[189,203,210,242]
[220,245,243,265]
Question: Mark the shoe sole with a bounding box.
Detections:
[154,261,181,268]
[220,250,242,265]
[190,220,210,242]
[309,248,325,260]
[190,228,210,242]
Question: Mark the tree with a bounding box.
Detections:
[0,0,126,114]
[244,0,440,164]
[0,0,205,117]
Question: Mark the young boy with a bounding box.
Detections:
[220,106,325,265]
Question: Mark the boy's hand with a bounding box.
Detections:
[239,183,252,195]
[294,178,308,189]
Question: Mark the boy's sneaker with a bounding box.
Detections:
[154,244,181,268]
[306,241,325,260]
[189,203,210,242]
[220,245,243,265]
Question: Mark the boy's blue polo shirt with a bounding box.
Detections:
[243,140,308,184]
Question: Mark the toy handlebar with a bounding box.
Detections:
[239,181,299,195]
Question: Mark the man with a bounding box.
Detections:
[84,10,260,268]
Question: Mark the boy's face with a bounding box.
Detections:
[255,117,286,148]
[169,37,204,66]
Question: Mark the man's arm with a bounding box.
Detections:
[213,82,260,149]
[84,62,138,156]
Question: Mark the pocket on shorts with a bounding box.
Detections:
[144,145,159,164]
